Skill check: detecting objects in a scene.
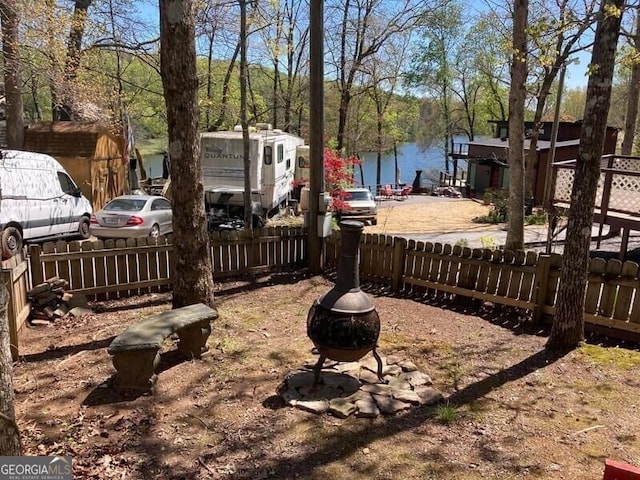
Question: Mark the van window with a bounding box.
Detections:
[286,158,291,169]
[277,144,284,163]
[264,146,272,165]
[57,172,78,195]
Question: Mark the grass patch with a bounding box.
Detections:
[579,344,640,369]
[433,402,458,424]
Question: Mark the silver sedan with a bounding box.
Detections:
[90,195,173,239]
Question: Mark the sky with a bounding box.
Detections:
[135,1,592,90]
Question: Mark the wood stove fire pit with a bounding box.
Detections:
[307,220,384,386]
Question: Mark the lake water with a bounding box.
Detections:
[139,141,455,190]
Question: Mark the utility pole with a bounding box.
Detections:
[308,0,325,274]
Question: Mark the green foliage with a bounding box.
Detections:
[479,236,496,250]
[474,189,509,224]
[525,209,546,225]
[433,402,458,424]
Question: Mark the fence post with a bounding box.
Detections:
[29,245,43,287]
[391,237,407,293]
[532,254,551,324]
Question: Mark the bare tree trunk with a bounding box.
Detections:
[211,42,240,131]
[505,0,528,252]
[0,0,25,149]
[0,283,21,455]
[621,8,640,156]
[159,0,216,310]
[240,0,253,231]
[547,0,624,350]
[55,0,92,120]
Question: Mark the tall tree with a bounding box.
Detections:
[621,7,640,156]
[325,0,422,154]
[547,0,624,349]
[505,0,529,252]
[524,0,597,198]
[55,0,93,120]
[159,0,216,309]
[0,0,25,148]
[0,283,21,455]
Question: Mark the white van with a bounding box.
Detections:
[0,150,93,258]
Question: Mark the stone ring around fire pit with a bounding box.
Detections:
[278,353,444,418]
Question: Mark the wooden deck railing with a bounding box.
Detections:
[327,232,640,342]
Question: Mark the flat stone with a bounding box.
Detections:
[398,360,418,372]
[359,356,381,373]
[343,390,369,403]
[355,396,380,418]
[414,386,444,406]
[295,399,329,414]
[399,370,433,387]
[391,388,422,404]
[329,398,357,418]
[386,377,412,390]
[372,394,412,415]
[286,371,316,390]
[359,369,383,384]
[361,383,392,397]
[385,354,405,365]
[281,388,301,406]
[332,362,360,374]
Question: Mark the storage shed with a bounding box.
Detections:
[23,121,127,210]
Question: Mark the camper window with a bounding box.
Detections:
[277,144,284,164]
[57,172,78,196]
[264,146,273,165]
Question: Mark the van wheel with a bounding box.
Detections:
[1,227,23,259]
[78,216,91,239]
[149,224,160,238]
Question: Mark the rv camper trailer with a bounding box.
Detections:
[200,125,305,218]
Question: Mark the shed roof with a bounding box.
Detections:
[24,121,114,158]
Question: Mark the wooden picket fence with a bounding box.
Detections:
[28,227,307,298]
[326,233,640,342]
[1,251,31,360]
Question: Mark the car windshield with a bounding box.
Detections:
[346,190,372,201]
[104,199,147,212]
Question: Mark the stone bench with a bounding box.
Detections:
[107,303,218,390]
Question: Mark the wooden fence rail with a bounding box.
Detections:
[326,232,640,341]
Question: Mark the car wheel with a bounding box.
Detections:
[149,224,160,238]
[371,219,377,226]
[78,216,91,239]
[1,226,23,259]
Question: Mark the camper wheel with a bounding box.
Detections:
[78,216,91,239]
[1,226,23,259]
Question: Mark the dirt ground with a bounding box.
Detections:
[12,198,640,479]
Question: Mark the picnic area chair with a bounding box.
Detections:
[379,184,394,199]
[397,185,412,200]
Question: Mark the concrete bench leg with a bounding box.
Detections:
[177,320,212,358]
[111,348,161,390]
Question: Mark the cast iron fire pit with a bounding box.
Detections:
[307,220,384,386]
